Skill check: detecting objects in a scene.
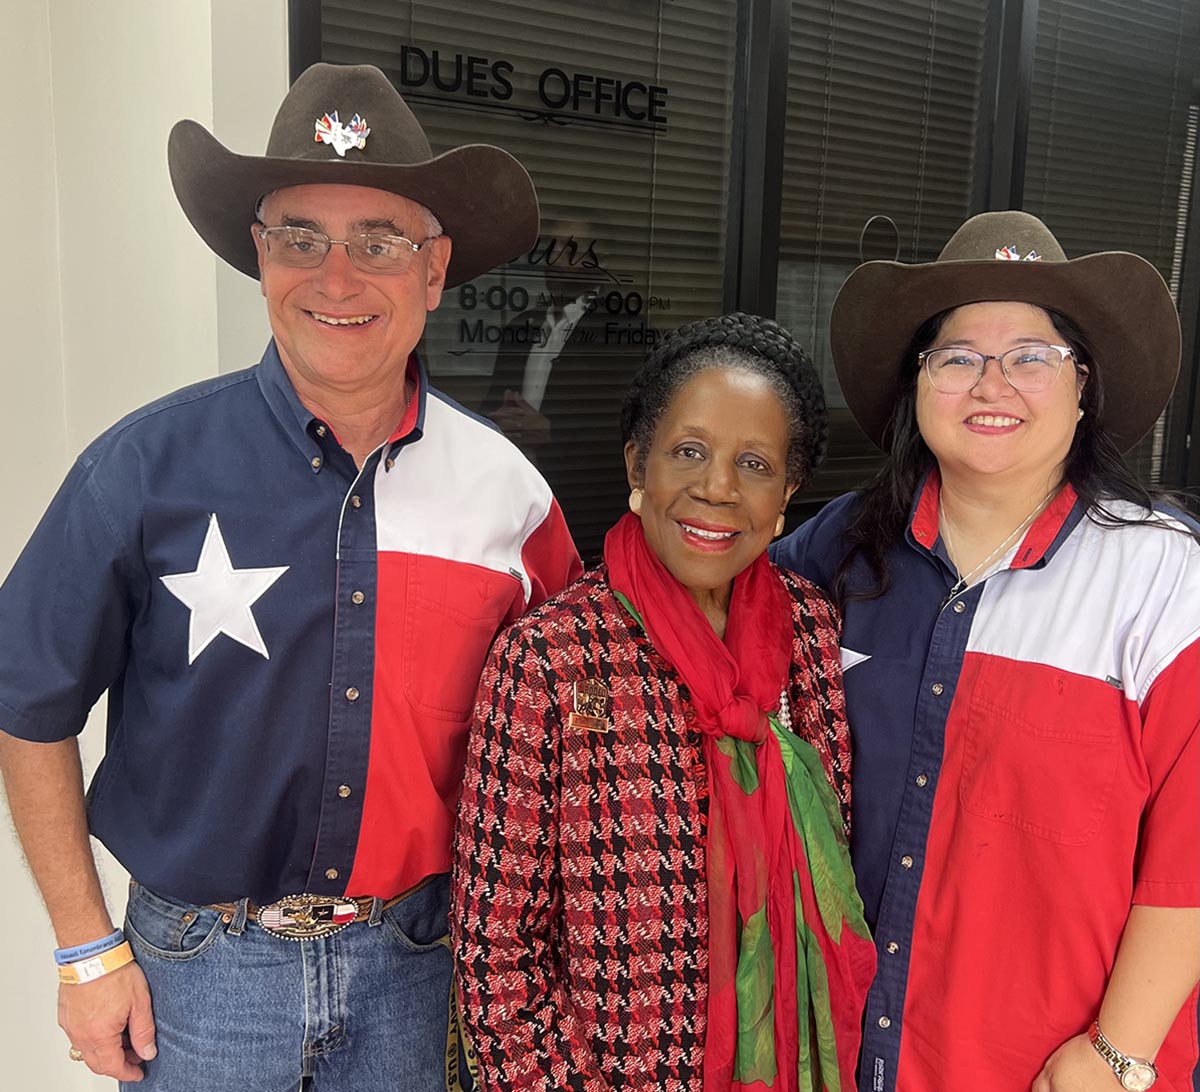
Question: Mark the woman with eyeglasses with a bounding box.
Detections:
[773,211,1199,1092]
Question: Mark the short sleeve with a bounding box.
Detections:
[0,456,138,741]
[1133,637,1200,907]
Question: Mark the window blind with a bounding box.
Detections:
[775,0,990,504]
[1023,0,1200,483]
[320,0,740,558]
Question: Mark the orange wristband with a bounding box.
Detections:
[57,940,135,984]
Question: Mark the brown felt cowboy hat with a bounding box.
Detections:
[168,62,538,288]
[830,210,1181,452]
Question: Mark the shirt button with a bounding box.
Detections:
[915,773,928,787]
[351,590,365,605]
[311,456,322,471]
[345,686,360,702]
[878,1016,892,1029]
[953,600,966,614]
[901,854,914,869]
[931,682,944,696]
[315,424,327,438]
[350,495,362,509]
[325,868,339,881]
[337,784,352,799]
[886,941,899,954]
[385,458,395,470]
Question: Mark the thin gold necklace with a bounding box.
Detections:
[939,486,1057,602]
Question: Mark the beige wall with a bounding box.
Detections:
[0,1,284,1085]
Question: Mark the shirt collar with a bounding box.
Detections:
[255,340,320,464]
[386,353,427,453]
[254,340,428,470]
[907,465,1086,572]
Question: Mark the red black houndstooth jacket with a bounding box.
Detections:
[451,564,852,1092]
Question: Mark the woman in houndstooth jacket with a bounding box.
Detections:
[452,313,875,1092]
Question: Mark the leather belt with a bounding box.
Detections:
[206,875,436,941]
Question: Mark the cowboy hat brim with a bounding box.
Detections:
[168,120,539,289]
[830,252,1181,453]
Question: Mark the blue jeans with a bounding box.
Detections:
[121,874,471,1091]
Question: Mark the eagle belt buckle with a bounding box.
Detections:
[257,894,359,940]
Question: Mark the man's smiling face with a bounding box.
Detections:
[252,183,451,395]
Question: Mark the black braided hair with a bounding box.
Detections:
[621,311,828,487]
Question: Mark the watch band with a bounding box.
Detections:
[1088,1021,1159,1090]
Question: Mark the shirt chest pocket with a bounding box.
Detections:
[957,657,1123,846]
[399,555,522,722]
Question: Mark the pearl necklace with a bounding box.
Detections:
[939,487,1057,603]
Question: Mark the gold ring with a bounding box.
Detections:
[68,1046,84,1062]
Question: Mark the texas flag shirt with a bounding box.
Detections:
[0,342,582,905]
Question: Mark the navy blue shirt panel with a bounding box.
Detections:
[771,492,955,929]
[0,343,403,904]
[773,493,976,1089]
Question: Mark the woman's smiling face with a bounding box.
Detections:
[626,366,796,609]
[915,301,1086,488]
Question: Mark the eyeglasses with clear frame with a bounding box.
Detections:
[256,225,439,275]
[918,343,1076,394]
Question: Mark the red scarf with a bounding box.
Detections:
[604,512,873,1092]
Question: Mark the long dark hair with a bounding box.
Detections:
[832,306,1199,607]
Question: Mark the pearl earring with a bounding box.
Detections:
[1077,407,1084,421]
[775,514,786,537]
[629,488,643,515]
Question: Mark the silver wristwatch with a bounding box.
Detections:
[1088,1021,1158,1090]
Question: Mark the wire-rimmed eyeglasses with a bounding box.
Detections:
[256,225,439,275]
[918,343,1075,394]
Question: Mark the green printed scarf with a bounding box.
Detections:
[604,513,875,1092]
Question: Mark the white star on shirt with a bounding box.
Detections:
[840,646,872,672]
[160,514,289,664]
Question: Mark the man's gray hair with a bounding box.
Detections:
[422,206,443,239]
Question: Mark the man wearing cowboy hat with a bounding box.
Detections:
[0,62,581,1088]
